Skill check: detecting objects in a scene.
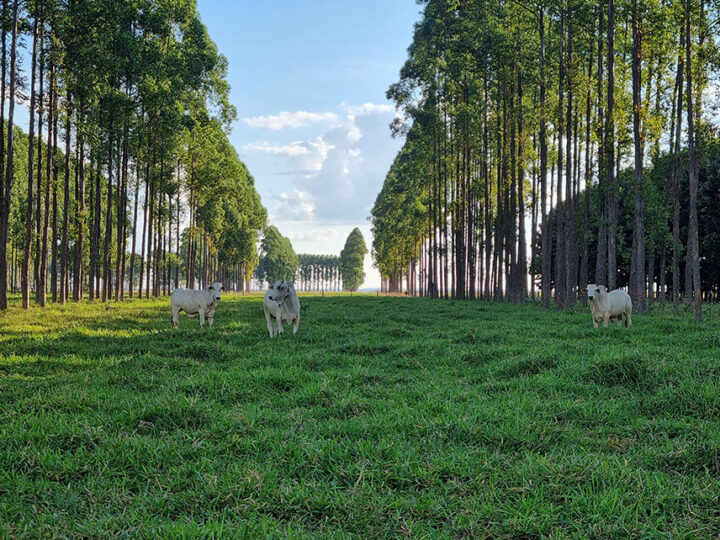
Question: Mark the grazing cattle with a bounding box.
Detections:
[171,282,224,328]
[584,284,632,329]
[263,280,300,337]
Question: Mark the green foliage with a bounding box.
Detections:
[3,297,720,535]
[256,226,298,284]
[340,227,368,292]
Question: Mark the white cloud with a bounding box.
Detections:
[344,102,395,118]
[285,228,341,243]
[269,189,315,222]
[245,141,311,157]
[252,102,401,228]
[243,111,339,130]
[245,137,334,172]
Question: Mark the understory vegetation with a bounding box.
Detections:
[2,296,720,536]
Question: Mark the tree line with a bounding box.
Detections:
[0,0,266,311]
[256,226,368,292]
[371,0,718,321]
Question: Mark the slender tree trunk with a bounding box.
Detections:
[580,51,593,305]
[539,9,551,309]
[555,11,566,309]
[565,12,576,307]
[35,28,45,304]
[103,128,114,302]
[39,45,52,308]
[129,165,139,297]
[630,0,646,312]
[685,1,701,322]
[0,0,17,310]
[145,170,153,298]
[61,91,71,303]
[606,0,617,290]
[672,25,684,309]
[73,134,85,301]
[139,167,148,299]
[116,125,128,301]
[50,59,58,303]
[0,0,6,300]
[517,76,527,300]
[21,12,38,309]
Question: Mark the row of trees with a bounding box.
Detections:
[256,226,369,292]
[0,0,266,311]
[371,0,718,321]
[296,254,342,291]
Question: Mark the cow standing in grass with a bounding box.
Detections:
[171,282,224,328]
[263,281,300,337]
[584,284,632,329]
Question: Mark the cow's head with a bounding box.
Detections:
[209,282,224,301]
[269,280,290,304]
[585,284,606,301]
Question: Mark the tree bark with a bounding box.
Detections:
[21,12,38,310]
[685,0,701,322]
[630,0,646,312]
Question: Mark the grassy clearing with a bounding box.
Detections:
[1,294,720,537]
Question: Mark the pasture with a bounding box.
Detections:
[1,294,720,537]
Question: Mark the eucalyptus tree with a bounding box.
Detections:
[340,228,368,292]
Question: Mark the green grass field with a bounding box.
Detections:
[2,294,720,537]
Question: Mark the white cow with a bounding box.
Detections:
[585,284,632,328]
[263,280,300,337]
[171,282,224,328]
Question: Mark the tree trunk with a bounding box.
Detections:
[606,0,617,290]
[672,25,684,309]
[539,9,551,309]
[685,1,701,322]
[103,129,114,302]
[630,0,646,313]
[21,11,38,310]
[61,91,71,303]
[73,131,85,301]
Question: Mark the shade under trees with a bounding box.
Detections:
[371,0,718,322]
[0,0,266,310]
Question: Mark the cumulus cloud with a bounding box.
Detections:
[285,228,341,243]
[251,102,401,226]
[245,137,334,172]
[243,110,339,130]
[344,102,395,118]
[268,189,315,222]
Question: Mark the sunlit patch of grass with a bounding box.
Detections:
[2,294,720,536]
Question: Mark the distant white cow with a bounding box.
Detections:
[171,282,224,328]
[584,284,632,329]
[263,280,300,337]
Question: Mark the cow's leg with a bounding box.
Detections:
[615,316,622,327]
[292,315,299,335]
[626,310,632,327]
[199,309,206,328]
[265,307,274,338]
[172,306,180,328]
[603,312,610,328]
[276,315,284,335]
[208,316,214,327]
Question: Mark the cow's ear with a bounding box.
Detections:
[221,286,225,291]
[208,286,213,290]
[581,288,587,293]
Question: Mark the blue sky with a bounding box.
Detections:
[196,0,422,288]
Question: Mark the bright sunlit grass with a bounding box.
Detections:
[1,294,720,536]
